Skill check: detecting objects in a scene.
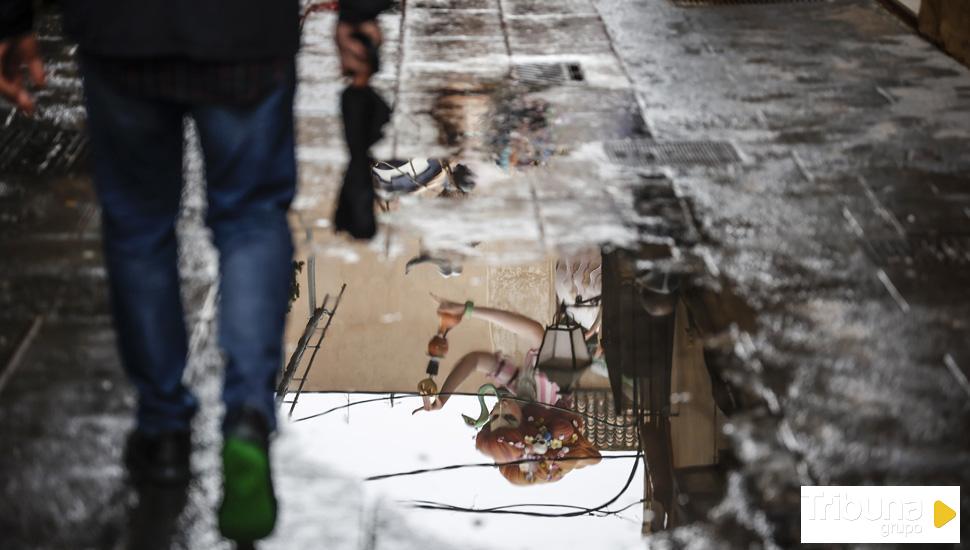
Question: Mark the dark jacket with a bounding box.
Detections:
[1,0,391,59]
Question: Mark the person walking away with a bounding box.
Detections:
[0,0,388,542]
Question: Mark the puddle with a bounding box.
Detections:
[430,84,559,169]
[279,200,761,543]
[277,59,762,537]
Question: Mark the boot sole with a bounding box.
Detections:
[218,437,277,542]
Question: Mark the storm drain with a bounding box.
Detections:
[605,139,741,167]
[671,0,825,6]
[512,62,585,87]
[866,235,970,267]
[0,121,88,175]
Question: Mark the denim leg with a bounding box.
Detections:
[81,64,197,435]
[191,77,297,434]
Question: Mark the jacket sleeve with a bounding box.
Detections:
[0,0,33,41]
[338,0,391,23]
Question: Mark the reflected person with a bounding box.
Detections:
[414,298,601,484]
[0,0,388,542]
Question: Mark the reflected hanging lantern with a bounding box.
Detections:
[535,302,592,390]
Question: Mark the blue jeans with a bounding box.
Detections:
[81,63,296,435]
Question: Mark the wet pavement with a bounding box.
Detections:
[2,0,970,549]
[597,0,970,545]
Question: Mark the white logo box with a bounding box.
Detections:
[801,486,960,544]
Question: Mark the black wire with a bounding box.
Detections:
[400,460,641,517]
[291,395,395,423]
[364,453,640,481]
[395,377,645,518]
[603,498,647,515]
[402,498,646,517]
[290,391,638,428]
[290,382,647,519]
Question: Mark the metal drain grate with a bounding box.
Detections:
[605,140,741,167]
[672,0,825,6]
[0,120,88,175]
[512,62,584,87]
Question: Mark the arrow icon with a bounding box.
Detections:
[934,500,956,528]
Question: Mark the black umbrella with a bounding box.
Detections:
[334,33,391,240]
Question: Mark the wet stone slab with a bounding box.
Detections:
[408,7,505,38]
[506,15,614,56]
[0,320,131,549]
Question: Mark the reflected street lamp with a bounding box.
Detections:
[535,302,592,390]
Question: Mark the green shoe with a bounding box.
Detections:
[218,412,277,542]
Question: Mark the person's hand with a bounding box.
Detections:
[335,20,382,88]
[430,293,465,318]
[0,33,45,115]
[412,394,447,415]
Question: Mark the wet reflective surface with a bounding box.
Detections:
[287,393,645,547]
[3,1,970,549]
[276,238,747,544]
[277,219,756,540]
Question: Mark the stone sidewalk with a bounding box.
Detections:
[595,0,970,545]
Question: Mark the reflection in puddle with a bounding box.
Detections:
[288,393,644,547]
[372,158,476,203]
[430,86,558,170]
[280,63,750,545]
[372,156,478,278]
[280,232,753,542]
[470,400,603,485]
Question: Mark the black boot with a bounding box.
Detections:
[218,408,277,543]
[124,430,192,486]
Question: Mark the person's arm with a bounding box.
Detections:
[0,0,45,114]
[434,295,545,349]
[413,351,497,414]
[335,0,389,87]
[467,306,545,350]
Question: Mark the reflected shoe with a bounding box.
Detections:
[218,410,277,542]
[372,158,445,198]
[124,430,192,486]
